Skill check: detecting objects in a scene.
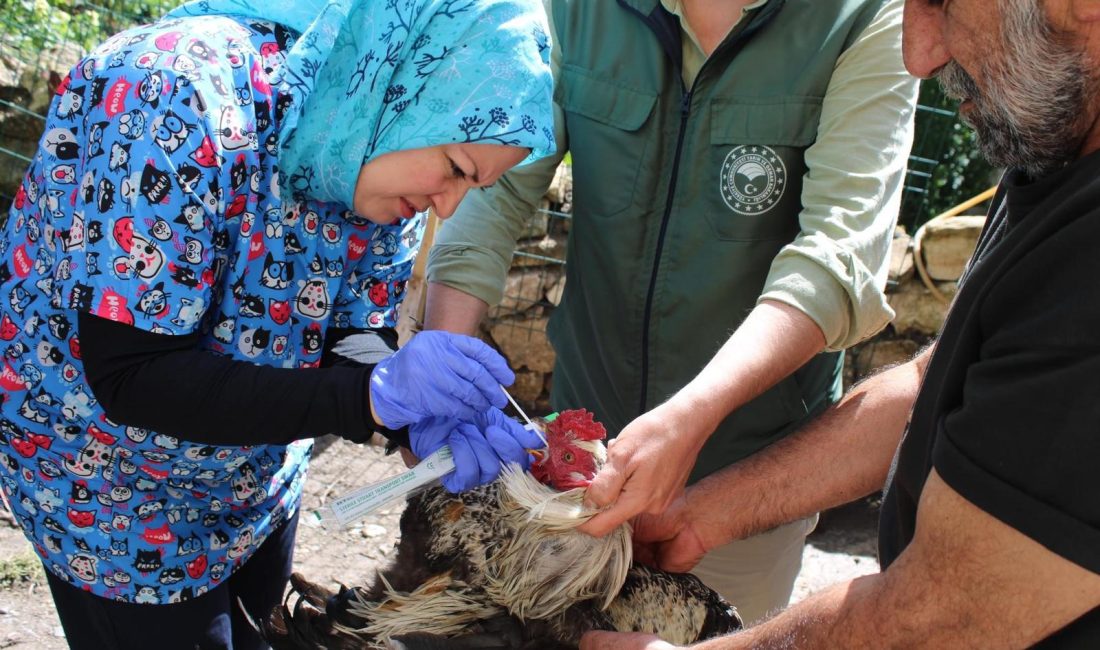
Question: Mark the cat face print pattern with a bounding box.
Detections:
[0,16,421,601]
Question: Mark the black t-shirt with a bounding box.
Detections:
[879,151,1100,646]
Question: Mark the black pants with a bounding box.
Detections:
[45,512,298,650]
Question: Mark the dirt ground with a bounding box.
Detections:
[0,437,879,649]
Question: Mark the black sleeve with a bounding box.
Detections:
[933,214,1100,577]
[79,311,408,448]
[321,326,410,448]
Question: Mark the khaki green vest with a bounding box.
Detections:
[548,0,887,481]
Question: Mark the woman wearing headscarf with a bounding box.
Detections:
[0,0,554,647]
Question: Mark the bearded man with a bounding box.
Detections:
[581,0,1100,647]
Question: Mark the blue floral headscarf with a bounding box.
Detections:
[167,0,555,208]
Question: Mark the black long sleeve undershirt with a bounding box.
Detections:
[78,311,409,448]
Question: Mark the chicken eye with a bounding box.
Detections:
[561,451,575,464]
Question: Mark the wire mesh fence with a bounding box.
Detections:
[0,1,175,214]
[899,81,998,231]
[900,101,961,227]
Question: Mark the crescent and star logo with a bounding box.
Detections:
[720,145,787,215]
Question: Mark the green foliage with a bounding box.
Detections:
[0,1,174,218]
[0,551,44,588]
[0,0,176,56]
[900,79,999,231]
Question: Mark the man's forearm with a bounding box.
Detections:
[690,466,1100,650]
[697,572,931,650]
[690,346,930,545]
[424,281,490,336]
[664,300,827,439]
[592,463,1100,650]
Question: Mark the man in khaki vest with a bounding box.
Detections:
[425,0,917,623]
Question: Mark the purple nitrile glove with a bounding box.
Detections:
[410,408,544,493]
[369,330,514,429]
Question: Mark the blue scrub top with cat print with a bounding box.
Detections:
[0,15,421,602]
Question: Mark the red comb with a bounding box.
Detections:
[546,409,606,442]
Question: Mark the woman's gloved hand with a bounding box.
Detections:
[410,408,544,493]
[369,331,514,429]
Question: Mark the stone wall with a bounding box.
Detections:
[844,214,984,390]
[480,165,987,412]
[0,36,87,212]
[477,165,572,414]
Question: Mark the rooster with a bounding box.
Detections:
[262,410,741,649]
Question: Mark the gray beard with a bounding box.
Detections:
[936,2,1092,178]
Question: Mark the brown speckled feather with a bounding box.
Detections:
[262,448,741,648]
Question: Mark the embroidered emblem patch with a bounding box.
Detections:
[720,145,787,215]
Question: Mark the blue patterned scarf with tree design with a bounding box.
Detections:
[167,0,555,208]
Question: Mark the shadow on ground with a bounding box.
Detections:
[811,494,881,556]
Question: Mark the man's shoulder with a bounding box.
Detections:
[974,181,1100,347]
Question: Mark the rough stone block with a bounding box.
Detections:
[490,268,557,318]
[888,231,913,290]
[888,278,956,336]
[510,370,546,404]
[515,199,551,240]
[919,216,985,281]
[512,234,568,267]
[545,164,573,205]
[853,338,920,378]
[489,316,556,373]
[546,273,566,306]
[23,41,86,115]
